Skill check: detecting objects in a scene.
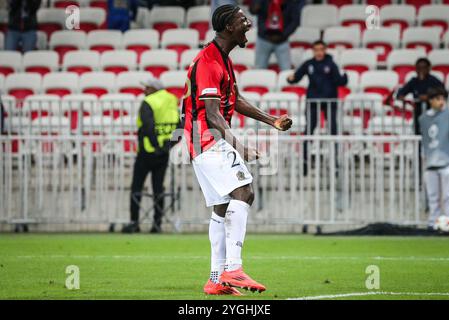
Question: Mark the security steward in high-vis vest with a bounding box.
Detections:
[122,78,180,234]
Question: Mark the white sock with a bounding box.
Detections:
[209,212,226,283]
[224,200,249,271]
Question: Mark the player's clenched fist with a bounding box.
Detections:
[273,114,293,131]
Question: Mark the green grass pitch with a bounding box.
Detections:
[0,234,449,300]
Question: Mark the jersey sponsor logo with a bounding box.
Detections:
[201,88,218,95]
[236,171,247,181]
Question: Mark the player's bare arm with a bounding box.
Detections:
[235,89,293,131]
[204,99,259,162]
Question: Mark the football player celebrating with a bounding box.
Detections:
[181,4,292,295]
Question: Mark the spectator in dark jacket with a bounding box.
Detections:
[107,0,138,32]
[5,0,41,52]
[397,57,445,135]
[250,0,303,71]
[287,40,347,173]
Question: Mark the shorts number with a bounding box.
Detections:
[227,151,240,168]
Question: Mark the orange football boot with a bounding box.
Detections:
[219,268,266,293]
[203,279,242,296]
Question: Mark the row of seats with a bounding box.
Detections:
[325,0,449,10]
[2,68,449,105]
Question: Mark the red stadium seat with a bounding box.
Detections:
[23,51,59,76]
[78,8,106,33]
[429,50,449,80]
[140,50,177,79]
[149,6,185,38]
[43,72,79,97]
[240,70,277,96]
[362,28,400,63]
[116,71,153,96]
[340,49,377,75]
[289,27,320,49]
[123,29,159,61]
[49,31,86,64]
[79,72,116,97]
[0,51,22,77]
[380,5,416,34]
[404,0,431,11]
[418,5,449,37]
[5,73,42,102]
[37,8,65,38]
[161,29,199,62]
[403,27,440,54]
[361,70,398,99]
[63,50,100,75]
[87,30,122,54]
[323,26,360,49]
[339,5,367,31]
[187,6,210,40]
[100,50,137,75]
[160,70,187,100]
[277,70,308,98]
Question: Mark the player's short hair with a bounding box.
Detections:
[212,4,240,33]
[312,40,327,47]
[427,87,448,100]
[416,57,431,67]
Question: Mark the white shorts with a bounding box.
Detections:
[192,139,253,207]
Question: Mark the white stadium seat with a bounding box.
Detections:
[49,31,87,62]
[301,5,338,30]
[402,27,441,54]
[239,69,277,95]
[37,8,65,37]
[362,28,400,63]
[340,49,377,74]
[0,51,23,76]
[63,50,101,74]
[31,115,71,135]
[417,5,449,35]
[161,28,200,59]
[427,49,449,80]
[289,27,321,49]
[99,93,135,118]
[186,5,210,40]
[0,74,4,93]
[61,93,98,118]
[387,49,427,83]
[0,31,4,50]
[42,72,79,97]
[79,71,116,97]
[36,31,48,50]
[360,70,399,97]
[23,94,61,118]
[100,50,137,74]
[404,70,445,84]
[116,71,154,96]
[159,70,187,99]
[277,69,309,98]
[380,5,416,33]
[5,73,42,100]
[148,6,185,36]
[23,51,59,76]
[140,49,178,78]
[123,29,159,57]
[323,26,361,49]
[87,30,122,53]
[229,48,255,73]
[338,5,368,31]
[78,8,106,33]
[180,49,201,70]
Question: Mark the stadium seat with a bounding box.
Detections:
[446,75,449,91]
[0,51,22,76]
[260,92,299,117]
[116,71,153,96]
[36,31,48,50]
[277,69,309,98]
[99,93,135,119]
[186,5,210,41]
[244,28,257,49]
[301,5,339,30]
[5,73,42,101]
[37,8,65,38]
[239,69,277,95]
[204,29,215,45]
[42,72,79,97]
[51,0,84,8]
[79,71,116,97]
[368,115,413,137]
[403,0,432,11]
[49,31,87,64]
[323,26,361,49]
[78,8,106,32]
[362,28,400,63]
[343,92,383,129]
[402,27,440,54]
[161,29,200,61]
[340,49,377,75]
[360,0,393,7]
[159,70,187,99]
[140,49,178,78]
[0,74,4,92]
[0,31,3,50]
[339,70,359,99]
[87,30,122,54]
[23,51,59,76]
[31,115,71,137]
[338,5,369,31]
[427,50,449,79]
[89,0,107,10]
[229,48,255,73]
[325,0,354,8]
[360,70,398,98]
[63,50,100,75]
[289,27,321,49]
[380,5,416,34]
[61,93,98,130]
[82,115,115,136]
[100,50,137,75]
[123,29,159,61]
[417,5,449,37]
[148,6,185,37]
[0,8,7,33]
[445,30,449,48]
[180,49,201,70]
[387,49,427,84]
[23,94,61,120]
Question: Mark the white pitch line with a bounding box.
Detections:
[288,292,449,300]
[12,255,449,262]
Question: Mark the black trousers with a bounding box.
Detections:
[304,101,338,162]
[130,152,169,226]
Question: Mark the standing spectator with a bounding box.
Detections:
[287,40,347,171]
[5,0,41,52]
[418,87,449,229]
[107,0,138,32]
[249,0,302,71]
[122,78,180,234]
[397,58,445,135]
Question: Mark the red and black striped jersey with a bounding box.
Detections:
[181,40,238,159]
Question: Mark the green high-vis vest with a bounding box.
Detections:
[137,89,179,153]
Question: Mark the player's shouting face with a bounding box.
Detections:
[227,9,252,48]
